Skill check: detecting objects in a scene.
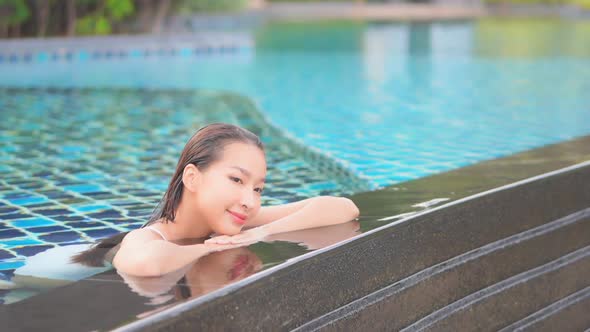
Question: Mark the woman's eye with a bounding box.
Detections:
[230,176,243,184]
[255,188,264,194]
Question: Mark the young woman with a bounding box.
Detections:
[110,123,360,277]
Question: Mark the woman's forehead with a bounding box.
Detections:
[218,142,266,174]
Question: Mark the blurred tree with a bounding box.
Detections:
[152,0,171,33]
[34,0,51,37]
[0,0,30,37]
[133,0,174,33]
[175,0,247,13]
[75,0,135,35]
[66,0,76,35]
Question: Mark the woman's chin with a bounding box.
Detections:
[216,224,242,236]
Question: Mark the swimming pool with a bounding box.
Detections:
[2,20,589,186]
[1,18,589,306]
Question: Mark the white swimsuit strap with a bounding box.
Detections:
[146,225,168,241]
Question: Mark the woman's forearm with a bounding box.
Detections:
[259,196,359,236]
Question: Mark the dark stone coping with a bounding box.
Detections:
[296,208,590,331]
[113,159,590,331]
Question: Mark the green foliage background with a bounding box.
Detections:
[0,0,589,38]
[0,0,247,37]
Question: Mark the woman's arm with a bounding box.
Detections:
[205,196,359,245]
[113,230,241,277]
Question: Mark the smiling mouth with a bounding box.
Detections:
[228,210,247,225]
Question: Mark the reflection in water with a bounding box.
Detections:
[119,247,262,315]
[408,22,431,56]
[117,221,360,317]
[474,18,590,58]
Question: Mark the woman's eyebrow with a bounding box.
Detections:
[230,166,265,183]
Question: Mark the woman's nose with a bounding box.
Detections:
[240,188,255,210]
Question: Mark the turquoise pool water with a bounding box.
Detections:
[1,19,589,304]
[2,21,589,187]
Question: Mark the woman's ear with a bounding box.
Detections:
[182,164,201,193]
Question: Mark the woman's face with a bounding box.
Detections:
[193,141,266,236]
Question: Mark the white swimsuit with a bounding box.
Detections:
[146,225,168,241]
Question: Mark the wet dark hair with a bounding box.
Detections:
[147,122,264,226]
[175,276,192,300]
[72,123,264,267]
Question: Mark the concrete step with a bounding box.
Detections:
[404,245,590,331]
[297,209,590,331]
[499,286,590,332]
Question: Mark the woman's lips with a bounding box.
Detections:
[228,210,247,225]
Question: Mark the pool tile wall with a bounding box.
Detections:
[0,87,370,295]
[0,33,254,64]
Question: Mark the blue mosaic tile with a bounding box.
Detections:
[22,203,54,210]
[27,226,69,233]
[7,196,48,206]
[11,218,57,228]
[0,271,10,281]
[120,223,142,230]
[36,52,49,62]
[0,207,19,214]
[83,192,115,198]
[126,211,150,217]
[84,228,120,239]
[306,182,339,191]
[103,218,139,224]
[129,49,143,57]
[63,184,104,193]
[38,231,81,243]
[179,47,192,56]
[0,250,15,260]
[2,192,29,200]
[52,215,86,222]
[74,172,105,181]
[0,229,26,239]
[64,221,106,228]
[1,238,43,248]
[0,269,15,279]
[32,208,73,216]
[41,190,74,199]
[0,260,25,270]
[60,240,92,246]
[74,204,112,212]
[87,210,123,219]
[13,245,53,257]
[77,51,90,61]
[60,145,87,153]
[0,223,12,231]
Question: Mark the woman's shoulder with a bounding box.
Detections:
[121,226,163,247]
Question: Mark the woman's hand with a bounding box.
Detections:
[204,226,270,245]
